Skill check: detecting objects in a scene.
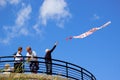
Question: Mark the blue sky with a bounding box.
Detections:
[0,0,120,80]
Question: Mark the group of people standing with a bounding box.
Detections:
[12,41,58,75]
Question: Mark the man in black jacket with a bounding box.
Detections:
[45,41,58,75]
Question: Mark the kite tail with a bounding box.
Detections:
[66,36,73,41]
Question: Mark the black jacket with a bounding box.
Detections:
[45,45,56,61]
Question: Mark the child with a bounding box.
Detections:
[3,64,12,74]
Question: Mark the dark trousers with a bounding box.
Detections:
[45,60,52,75]
[30,61,39,73]
[14,63,23,73]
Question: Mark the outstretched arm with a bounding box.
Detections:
[50,41,58,53]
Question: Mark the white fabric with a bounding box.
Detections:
[26,51,37,61]
[73,21,111,39]
[73,28,98,38]
[98,21,111,29]
[15,52,22,61]
[3,68,11,74]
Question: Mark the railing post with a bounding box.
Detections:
[22,56,25,73]
[66,62,68,78]
[81,68,84,80]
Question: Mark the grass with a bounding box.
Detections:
[0,73,68,80]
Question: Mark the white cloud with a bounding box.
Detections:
[19,28,29,36]
[0,4,32,44]
[0,0,20,7]
[0,37,10,44]
[93,14,100,20]
[16,4,32,26]
[0,0,7,7]
[0,0,72,44]
[33,22,41,34]
[39,0,71,27]
[8,0,20,5]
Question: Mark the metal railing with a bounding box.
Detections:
[0,56,96,80]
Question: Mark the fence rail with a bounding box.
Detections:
[0,56,96,80]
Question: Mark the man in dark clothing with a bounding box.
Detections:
[45,42,58,75]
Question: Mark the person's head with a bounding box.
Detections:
[5,64,10,69]
[26,46,32,54]
[45,49,50,53]
[18,47,22,53]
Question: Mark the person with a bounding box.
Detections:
[14,47,23,73]
[26,46,39,73]
[3,64,13,74]
[45,41,58,75]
